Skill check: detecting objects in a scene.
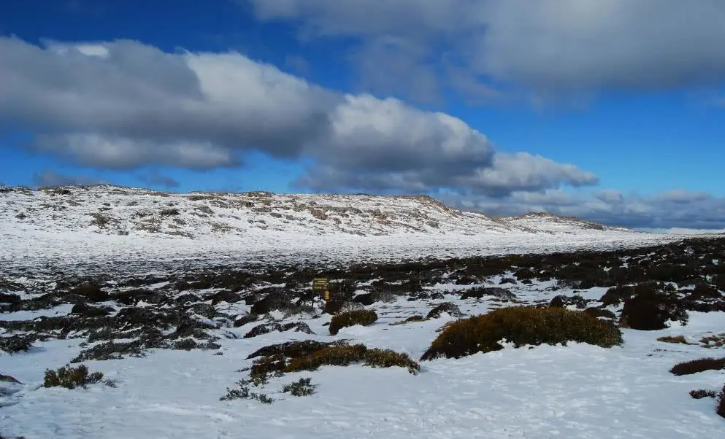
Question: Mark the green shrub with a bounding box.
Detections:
[670,357,725,376]
[43,365,105,389]
[329,310,377,335]
[282,378,317,397]
[421,306,623,360]
[220,379,273,404]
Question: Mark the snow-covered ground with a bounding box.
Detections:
[0,185,690,272]
[2,281,724,439]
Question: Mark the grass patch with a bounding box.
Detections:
[329,310,377,335]
[421,306,623,360]
[657,335,690,344]
[43,364,109,389]
[282,378,317,397]
[670,357,725,376]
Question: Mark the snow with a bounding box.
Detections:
[0,185,691,274]
[2,292,725,438]
[2,185,724,438]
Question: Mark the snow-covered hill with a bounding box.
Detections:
[0,185,679,269]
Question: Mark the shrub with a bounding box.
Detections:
[620,285,687,330]
[282,378,317,397]
[426,302,463,319]
[421,306,623,360]
[390,315,426,326]
[718,384,725,418]
[670,357,725,376]
[690,389,717,399]
[329,310,377,335]
[657,335,689,344]
[220,379,273,404]
[286,344,420,375]
[0,335,34,354]
[43,365,105,389]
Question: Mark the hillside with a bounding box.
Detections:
[0,185,675,269]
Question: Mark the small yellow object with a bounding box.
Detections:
[324,290,330,301]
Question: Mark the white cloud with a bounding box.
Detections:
[0,37,597,196]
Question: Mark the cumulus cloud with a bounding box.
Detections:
[32,169,100,187]
[0,36,596,197]
[246,0,725,100]
[443,189,725,229]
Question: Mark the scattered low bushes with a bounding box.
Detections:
[421,306,622,360]
[43,364,107,389]
[282,378,317,397]
[426,302,463,319]
[0,335,34,354]
[329,310,377,335]
[656,335,689,344]
[220,379,273,404]
[718,384,725,418]
[670,357,725,376]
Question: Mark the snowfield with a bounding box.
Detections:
[2,289,725,438]
[0,185,690,272]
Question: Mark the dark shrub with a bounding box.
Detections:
[250,289,294,315]
[352,293,375,306]
[72,283,108,302]
[246,340,335,360]
[690,389,716,399]
[461,287,515,301]
[0,293,21,304]
[233,313,257,327]
[43,364,104,389]
[329,310,377,335]
[426,302,463,319]
[690,284,721,299]
[550,295,587,309]
[670,357,725,376]
[282,378,317,397]
[71,303,112,317]
[620,287,688,330]
[718,384,725,418]
[0,335,34,354]
[209,290,242,305]
[514,268,535,281]
[421,307,622,360]
[647,263,697,283]
[600,285,635,306]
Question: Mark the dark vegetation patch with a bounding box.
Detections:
[670,357,725,376]
[0,335,35,354]
[583,307,616,319]
[422,307,622,361]
[690,389,717,399]
[243,322,313,338]
[329,310,378,335]
[282,378,317,397]
[43,364,110,389]
[657,335,690,344]
[426,302,463,319]
[718,384,725,419]
[620,284,688,330]
[461,287,516,301]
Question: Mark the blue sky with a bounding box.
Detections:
[1,0,724,228]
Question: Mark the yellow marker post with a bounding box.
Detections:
[313,277,329,301]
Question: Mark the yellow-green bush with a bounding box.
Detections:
[329,310,378,335]
[286,344,420,375]
[43,364,104,389]
[421,306,623,360]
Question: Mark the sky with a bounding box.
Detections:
[1,0,724,229]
